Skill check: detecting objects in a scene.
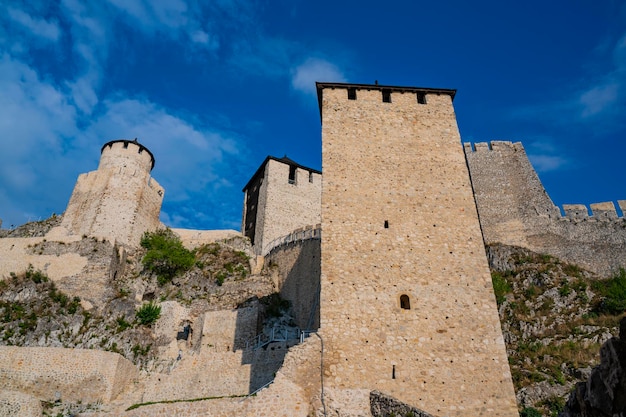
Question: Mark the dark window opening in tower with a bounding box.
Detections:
[309,171,314,183]
[392,365,396,379]
[400,294,411,310]
[123,142,129,149]
[384,220,389,229]
[348,88,357,100]
[382,89,392,103]
[417,92,427,104]
[288,165,297,184]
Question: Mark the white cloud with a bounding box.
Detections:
[577,31,626,120]
[291,58,346,95]
[527,154,568,172]
[526,139,570,173]
[0,55,83,225]
[579,83,620,118]
[7,7,61,42]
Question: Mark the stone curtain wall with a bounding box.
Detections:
[254,159,321,255]
[0,346,137,403]
[266,237,321,330]
[319,85,518,416]
[465,141,626,276]
[61,141,163,247]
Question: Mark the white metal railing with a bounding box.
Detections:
[244,327,313,350]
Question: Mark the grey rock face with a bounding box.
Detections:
[561,317,626,417]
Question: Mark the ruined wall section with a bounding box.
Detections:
[254,160,321,255]
[0,346,137,404]
[319,84,518,417]
[61,140,163,247]
[465,141,626,276]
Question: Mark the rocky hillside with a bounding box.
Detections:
[487,243,625,416]
[1,218,625,416]
[0,229,284,374]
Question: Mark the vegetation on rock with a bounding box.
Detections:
[488,243,625,416]
[140,229,195,285]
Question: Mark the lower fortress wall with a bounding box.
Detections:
[266,236,321,330]
[465,141,626,276]
[0,346,137,404]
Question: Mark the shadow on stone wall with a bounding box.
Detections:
[237,237,321,394]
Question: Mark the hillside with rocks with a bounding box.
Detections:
[0,218,625,416]
[487,243,625,416]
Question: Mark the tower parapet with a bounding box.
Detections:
[61,139,164,247]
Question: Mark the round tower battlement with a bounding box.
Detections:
[99,139,155,172]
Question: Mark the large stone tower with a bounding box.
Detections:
[61,139,164,246]
[317,82,518,416]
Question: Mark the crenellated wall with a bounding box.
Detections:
[61,140,164,247]
[465,141,626,276]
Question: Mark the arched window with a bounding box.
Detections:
[400,294,411,310]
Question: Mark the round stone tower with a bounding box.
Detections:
[61,139,164,246]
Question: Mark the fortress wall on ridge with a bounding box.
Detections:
[465,141,626,276]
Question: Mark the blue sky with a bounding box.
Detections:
[1,0,625,230]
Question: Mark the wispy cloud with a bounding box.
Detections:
[525,138,571,173]
[511,30,626,134]
[291,58,346,95]
[7,7,61,42]
[0,0,348,228]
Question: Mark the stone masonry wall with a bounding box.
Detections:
[319,85,518,416]
[0,346,137,403]
[61,141,163,247]
[465,141,626,276]
[0,391,43,417]
[254,159,321,255]
[266,237,321,330]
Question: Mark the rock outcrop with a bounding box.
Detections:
[561,317,626,417]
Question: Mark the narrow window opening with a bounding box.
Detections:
[384,220,389,229]
[288,165,296,185]
[400,294,411,310]
[347,88,357,100]
[382,89,392,103]
[123,142,129,149]
[392,365,396,379]
[417,92,427,104]
[309,171,314,183]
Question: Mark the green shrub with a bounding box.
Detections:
[116,316,132,332]
[136,302,161,325]
[491,272,512,305]
[520,407,542,417]
[25,264,48,283]
[141,229,195,285]
[592,268,626,315]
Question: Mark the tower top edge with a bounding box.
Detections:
[315,82,456,99]
[100,139,156,170]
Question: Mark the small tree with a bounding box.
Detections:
[141,229,195,285]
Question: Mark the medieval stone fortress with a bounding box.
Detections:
[0,82,624,417]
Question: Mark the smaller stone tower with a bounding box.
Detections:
[61,139,164,246]
[242,156,321,255]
